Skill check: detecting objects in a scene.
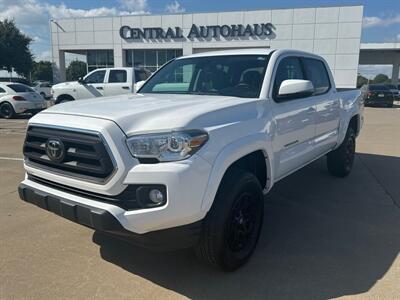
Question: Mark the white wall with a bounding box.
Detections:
[51,5,363,87]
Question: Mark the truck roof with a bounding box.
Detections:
[178,48,275,59]
[178,48,327,62]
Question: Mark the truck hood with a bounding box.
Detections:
[40,93,260,135]
[52,81,79,89]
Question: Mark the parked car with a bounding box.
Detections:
[19,49,364,270]
[51,67,152,104]
[32,81,53,99]
[0,82,47,118]
[362,84,394,107]
[384,84,400,100]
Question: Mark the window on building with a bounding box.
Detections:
[87,50,114,72]
[108,70,127,83]
[126,49,183,72]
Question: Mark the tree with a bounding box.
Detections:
[372,73,390,84]
[357,75,368,88]
[66,60,87,81]
[0,19,33,77]
[31,61,53,82]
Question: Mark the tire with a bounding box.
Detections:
[56,95,74,104]
[0,102,16,119]
[195,169,264,271]
[327,126,356,177]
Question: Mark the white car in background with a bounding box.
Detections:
[32,81,53,99]
[51,67,151,104]
[0,82,47,119]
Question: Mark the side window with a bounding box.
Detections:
[302,58,330,95]
[85,70,106,84]
[108,70,127,83]
[0,87,6,93]
[273,57,305,99]
[134,69,151,83]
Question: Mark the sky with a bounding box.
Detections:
[0,0,399,78]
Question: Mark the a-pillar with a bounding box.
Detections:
[392,62,399,85]
[52,50,66,83]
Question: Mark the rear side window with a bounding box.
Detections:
[302,58,331,95]
[134,69,151,83]
[7,84,34,93]
[273,57,305,98]
[108,70,127,83]
[0,87,6,93]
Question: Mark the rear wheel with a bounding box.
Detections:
[0,102,16,119]
[195,169,264,271]
[327,126,356,177]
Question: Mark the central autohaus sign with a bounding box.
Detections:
[120,23,275,40]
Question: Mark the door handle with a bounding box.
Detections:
[96,87,103,90]
[122,86,130,90]
[284,140,299,148]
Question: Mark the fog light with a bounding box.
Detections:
[149,189,164,204]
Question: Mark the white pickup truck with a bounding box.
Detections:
[19,49,364,271]
[51,67,151,104]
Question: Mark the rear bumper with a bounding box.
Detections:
[18,183,202,251]
[14,101,47,114]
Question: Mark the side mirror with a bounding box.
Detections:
[277,79,314,100]
[78,77,85,84]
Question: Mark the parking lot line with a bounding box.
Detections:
[0,156,23,161]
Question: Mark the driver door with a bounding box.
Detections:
[270,56,318,180]
[78,70,106,99]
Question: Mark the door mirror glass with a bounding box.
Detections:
[277,79,314,100]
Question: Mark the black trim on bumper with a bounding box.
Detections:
[18,183,202,251]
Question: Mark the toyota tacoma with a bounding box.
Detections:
[19,49,364,271]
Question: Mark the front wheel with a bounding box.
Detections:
[327,126,356,177]
[0,102,16,119]
[195,169,264,271]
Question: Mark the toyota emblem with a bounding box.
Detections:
[46,138,65,162]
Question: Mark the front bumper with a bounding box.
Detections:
[18,183,202,251]
[23,114,212,235]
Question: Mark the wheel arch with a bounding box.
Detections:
[56,94,75,103]
[337,112,361,148]
[200,134,273,213]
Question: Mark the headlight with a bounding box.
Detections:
[126,130,208,162]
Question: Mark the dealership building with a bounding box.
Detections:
[50,5,389,88]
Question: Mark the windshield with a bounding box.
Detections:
[7,84,35,93]
[139,55,270,98]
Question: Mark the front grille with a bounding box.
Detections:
[23,126,115,182]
